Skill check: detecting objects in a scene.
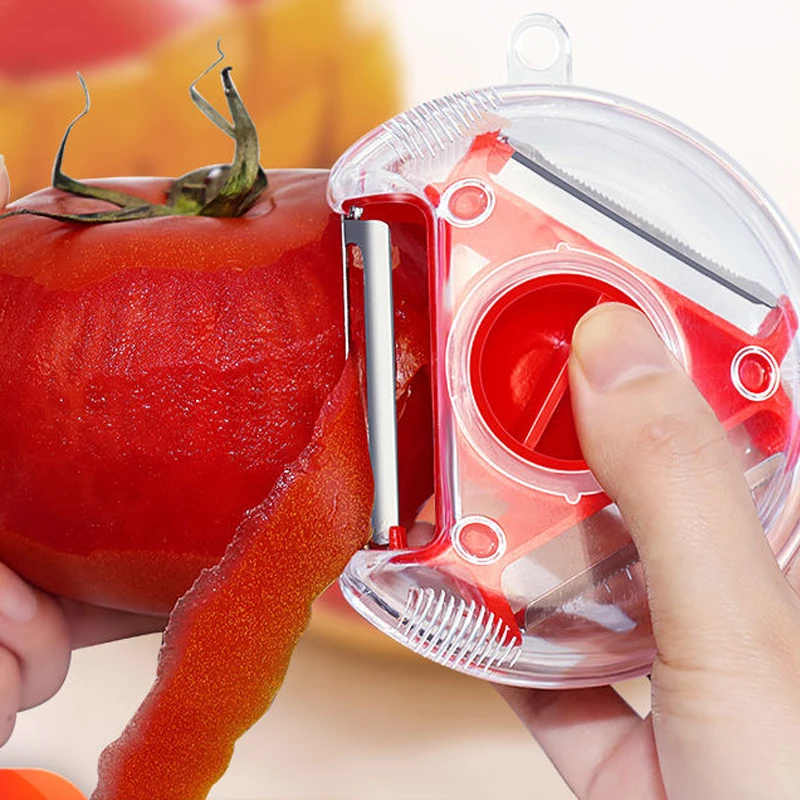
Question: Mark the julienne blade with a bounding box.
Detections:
[92,360,372,800]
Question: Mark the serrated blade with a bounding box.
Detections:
[498,138,777,320]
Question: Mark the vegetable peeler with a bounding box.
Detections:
[329,14,800,687]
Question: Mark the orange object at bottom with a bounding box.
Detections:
[0,770,86,800]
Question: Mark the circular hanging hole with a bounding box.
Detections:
[514,25,561,72]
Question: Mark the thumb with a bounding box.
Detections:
[569,303,796,672]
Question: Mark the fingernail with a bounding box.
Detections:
[0,577,38,625]
[572,304,675,392]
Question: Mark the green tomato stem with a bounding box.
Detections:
[0,48,267,225]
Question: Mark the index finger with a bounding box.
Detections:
[570,305,797,668]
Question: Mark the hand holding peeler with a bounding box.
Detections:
[329,15,800,687]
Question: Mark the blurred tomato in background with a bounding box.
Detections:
[0,0,399,199]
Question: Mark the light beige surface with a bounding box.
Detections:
[0,623,650,799]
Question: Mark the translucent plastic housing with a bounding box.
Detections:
[329,83,800,687]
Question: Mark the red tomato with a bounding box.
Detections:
[0,170,432,614]
[0,0,226,77]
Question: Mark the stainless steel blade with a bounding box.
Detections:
[343,215,399,545]
[496,137,777,329]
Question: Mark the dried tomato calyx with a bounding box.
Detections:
[0,46,267,224]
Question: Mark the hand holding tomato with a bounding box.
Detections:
[0,563,166,746]
[0,561,69,747]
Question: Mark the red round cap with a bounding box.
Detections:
[470,273,639,471]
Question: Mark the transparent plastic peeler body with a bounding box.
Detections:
[328,15,800,687]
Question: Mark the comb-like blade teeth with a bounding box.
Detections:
[410,589,447,652]
[460,611,495,668]
[477,631,505,671]
[428,595,458,658]
[384,88,502,165]
[397,589,521,672]
[400,587,419,624]
[439,600,476,663]
[481,626,513,673]
[422,593,457,653]
[472,615,505,669]
[402,587,434,643]
[456,604,487,662]
[493,635,522,671]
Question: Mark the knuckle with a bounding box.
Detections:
[628,408,734,477]
[654,591,800,690]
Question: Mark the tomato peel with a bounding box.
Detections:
[93,359,372,800]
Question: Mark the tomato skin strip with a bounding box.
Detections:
[92,359,372,800]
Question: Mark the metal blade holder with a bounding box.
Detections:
[331,14,800,688]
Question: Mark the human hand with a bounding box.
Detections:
[498,303,800,799]
[0,563,166,746]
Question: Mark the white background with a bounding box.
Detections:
[382,0,800,224]
[2,1,800,798]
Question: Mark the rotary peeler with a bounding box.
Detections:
[329,14,800,687]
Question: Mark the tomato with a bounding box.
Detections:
[0,169,432,615]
